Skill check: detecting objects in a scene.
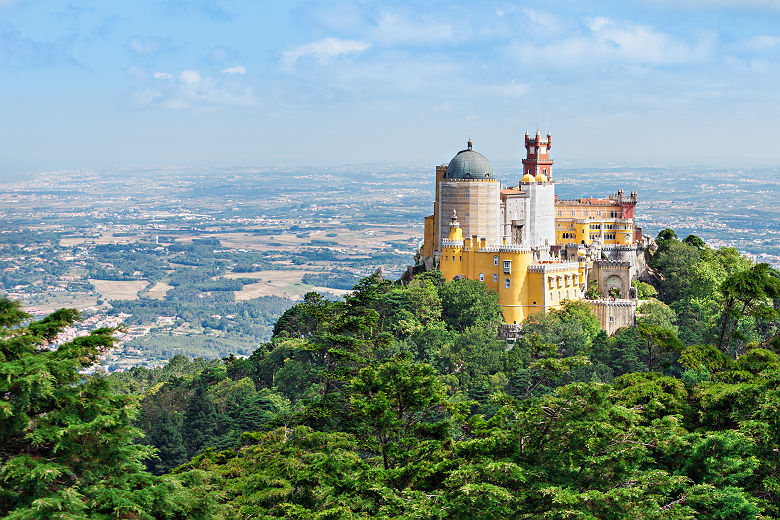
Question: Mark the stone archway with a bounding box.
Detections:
[605,274,624,298]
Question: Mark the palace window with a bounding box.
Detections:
[558,291,561,300]
[609,316,615,323]
[479,273,484,281]
[493,255,499,265]
[558,210,562,216]
[505,278,511,288]
[493,273,498,282]
[503,261,511,274]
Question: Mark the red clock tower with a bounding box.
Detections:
[522,130,553,179]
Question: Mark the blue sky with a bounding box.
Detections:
[1,0,779,177]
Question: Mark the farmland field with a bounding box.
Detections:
[89,280,149,300]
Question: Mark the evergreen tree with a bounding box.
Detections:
[0,299,201,519]
[147,410,187,475]
[182,385,218,458]
[439,278,503,331]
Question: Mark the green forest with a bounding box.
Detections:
[1,230,779,519]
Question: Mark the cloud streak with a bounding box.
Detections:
[511,16,715,67]
[132,67,257,109]
[282,37,371,67]
[222,65,246,74]
[127,36,173,57]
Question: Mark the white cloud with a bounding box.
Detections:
[179,70,201,86]
[282,37,371,67]
[368,11,454,45]
[642,0,780,8]
[485,81,529,98]
[127,36,171,56]
[523,9,563,34]
[512,17,715,67]
[737,35,780,51]
[133,67,256,109]
[222,65,246,74]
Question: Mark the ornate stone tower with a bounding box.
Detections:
[433,140,500,256]
[522,130,553,179]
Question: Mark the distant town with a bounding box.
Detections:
[1,164,777,370]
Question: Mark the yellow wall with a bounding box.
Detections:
[440,224,580,324]
[554,219,634,246]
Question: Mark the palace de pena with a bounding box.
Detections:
[419,131,654,335]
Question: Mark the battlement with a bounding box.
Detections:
[601,245,638,252]
[528,261,579,273]
[594,260,631,269]
[555,197,615,206]
[440,177,498,183]
[585,299,636,308]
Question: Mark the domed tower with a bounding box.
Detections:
[434,140,500,256]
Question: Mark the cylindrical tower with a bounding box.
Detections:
[440,211,465,280]
[437,140,500,252]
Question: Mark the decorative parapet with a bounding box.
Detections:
[458,245,534,254]
[601,245,637,252]
[527,261,580,273]
[594,260,631,269]
[585,299,636,307]
[499,323,522,340]
[440,178,499,183]
[497,245,533,254]
[442,239,464,247]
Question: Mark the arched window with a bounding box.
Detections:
[493,273,498,283]
[493,255,499,265]
[479,273,484,281]
[505,278,511,288]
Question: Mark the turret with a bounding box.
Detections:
[522,130,553,180]
[448,210,463,241]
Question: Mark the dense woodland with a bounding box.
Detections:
[1,229,779,519]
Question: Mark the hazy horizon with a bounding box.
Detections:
[2,0,780,179]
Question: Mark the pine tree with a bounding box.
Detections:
[0,299,200,518]
[182,385,218,458]
[147,410,187,475]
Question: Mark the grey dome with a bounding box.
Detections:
[445,142,494,179]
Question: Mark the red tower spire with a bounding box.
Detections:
[522,130,553,179]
